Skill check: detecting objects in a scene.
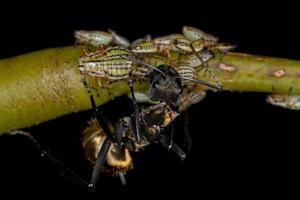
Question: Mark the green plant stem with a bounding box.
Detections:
[1,46,300,133]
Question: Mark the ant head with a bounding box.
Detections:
[147,65,183,107]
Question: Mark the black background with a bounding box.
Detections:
[0,1,298,198]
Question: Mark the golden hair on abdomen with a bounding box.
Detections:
[82,118,133,176]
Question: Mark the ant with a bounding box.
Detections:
[87,64,221,187]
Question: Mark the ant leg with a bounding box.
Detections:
[81,77,115,142]
[119,172,127,186]
[82,78,119,187]
[115,119,124,145]
[115,117,132,147]
[8,130,89,187]
[183,112,192,154]
[168,125,174,150]
[128,78,141,143]
[89,137,111,188]
[159,135,186,161]
[82,76,117,187]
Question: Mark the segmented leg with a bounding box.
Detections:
[183,112,192,154]
[8,131,89,187]
[159,135,186,161]
[82,77,115,142]
[128,78,141,143]
[168,125,174,150]
[119,172,127,186]
[89,137,111,188]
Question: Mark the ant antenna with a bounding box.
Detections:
[190,46,223,89]
[177,76,222,90]
[120,55,165,76]
[123,54,221,90]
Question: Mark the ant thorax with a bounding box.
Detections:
[140,102,178,128]
[115,116,149,152]
[139,102,179,141]
[115,102,179,152]
[147,65,183,107]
